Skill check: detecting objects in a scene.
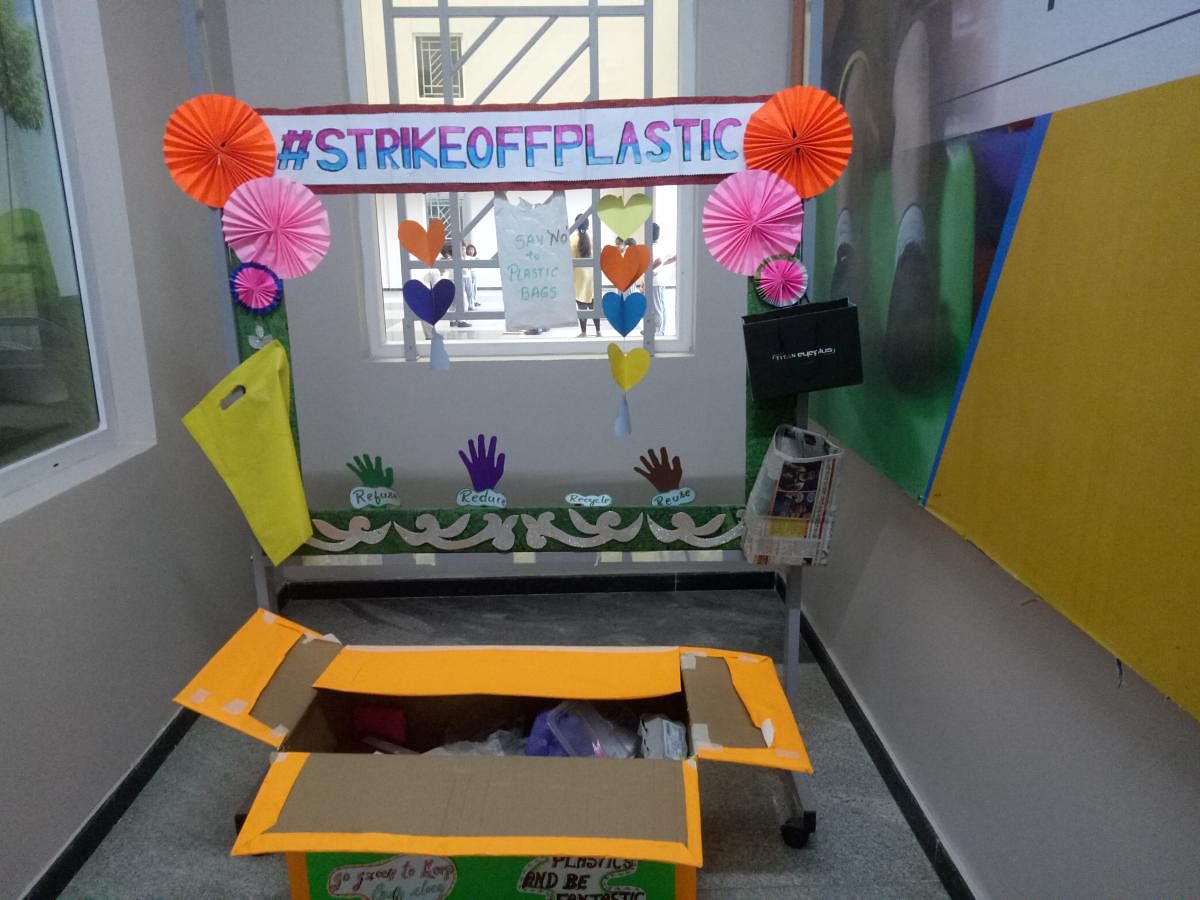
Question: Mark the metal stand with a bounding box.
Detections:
[251,546,278,612]
[780,564,818,847]
[778,392,817,847]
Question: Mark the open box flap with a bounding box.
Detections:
[175,610,341,747]
[314,645,682,700]
[679,648,812,773]
[233,752,703,867]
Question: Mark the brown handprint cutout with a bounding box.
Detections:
[634,446,683,492]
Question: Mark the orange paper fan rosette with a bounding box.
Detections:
[163,94,277,207]
[744,85,853,199]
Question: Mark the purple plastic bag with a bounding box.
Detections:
[525,709,568,757]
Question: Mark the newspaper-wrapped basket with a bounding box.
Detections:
[743,425,843,565]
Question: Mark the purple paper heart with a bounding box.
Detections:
[403,277,455,325]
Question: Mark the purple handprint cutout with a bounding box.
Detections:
[458,434,506,491]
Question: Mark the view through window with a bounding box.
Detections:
[358,0,683,357]
[0,0,99,470]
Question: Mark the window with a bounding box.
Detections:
[1,0,155,520]
[0,0,100,470]
[414,34,463,99]
[424,192,463,237]
[355,0,690,359]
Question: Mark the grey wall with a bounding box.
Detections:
[221,1,792,510]
[802,444,1200,898]
[0,1,256,894]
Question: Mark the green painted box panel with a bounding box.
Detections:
[302,852,678,899]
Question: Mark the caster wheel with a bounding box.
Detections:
[780,810,816,849]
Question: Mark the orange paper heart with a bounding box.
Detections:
[600,244,651,293]
[398,218,446,267]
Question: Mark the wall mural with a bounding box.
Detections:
[810,0,1200,720]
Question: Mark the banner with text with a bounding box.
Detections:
[258,97,764,193]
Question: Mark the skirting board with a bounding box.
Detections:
[775,575,974,900]
[280,570,776,602]
[20,709,198,900]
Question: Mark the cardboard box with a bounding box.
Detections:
[177,610,813,900]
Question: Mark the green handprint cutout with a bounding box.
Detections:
[346,453,394,488]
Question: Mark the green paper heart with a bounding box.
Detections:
[597,193,652,240]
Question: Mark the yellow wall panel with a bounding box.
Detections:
[927,76,1200,718]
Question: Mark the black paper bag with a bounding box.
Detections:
[742,298,863,399]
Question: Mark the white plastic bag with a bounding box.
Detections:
[494,194,577,330]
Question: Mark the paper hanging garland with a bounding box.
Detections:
[600,243,651,292]
[597,193,652,240]
[162,94,276,208]
[602,291,647,337]
[398,218,447,267]
[608,343,651,436]
[401,277,456,371]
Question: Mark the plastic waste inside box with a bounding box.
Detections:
[527,700,637,758]
[743,425,843,566]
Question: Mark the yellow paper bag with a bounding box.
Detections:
[183,341,311,564]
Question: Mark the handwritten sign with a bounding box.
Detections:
[457,488,507,508]
[651,487,695,507]
[349,486,400,509]
[327,854,456,900]
[517,857,643,899]
[494,195,577,330]
[565,493,613,508]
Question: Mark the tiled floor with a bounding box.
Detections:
[62,589,946,899]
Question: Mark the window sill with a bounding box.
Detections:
[372,343,695,363]
[371,327,693,361]
[0,433,156,524]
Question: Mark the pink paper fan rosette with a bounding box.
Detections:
[703,169,804,276]
[222,177,330,278]
[230,262,282,314]
[757,256,809,306]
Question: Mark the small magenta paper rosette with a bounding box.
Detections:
[222,176,331,279]
[756,255,809,307]
[703,169,805,276]
[229,262,283,315]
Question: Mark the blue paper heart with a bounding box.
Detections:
[602,291,647,337]
[403,277,455,325]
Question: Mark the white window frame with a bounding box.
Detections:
[344,0,698,362]
[0,0,155,521]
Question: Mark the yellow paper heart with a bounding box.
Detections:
[607,343,651,392]
[597,193,652,240]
